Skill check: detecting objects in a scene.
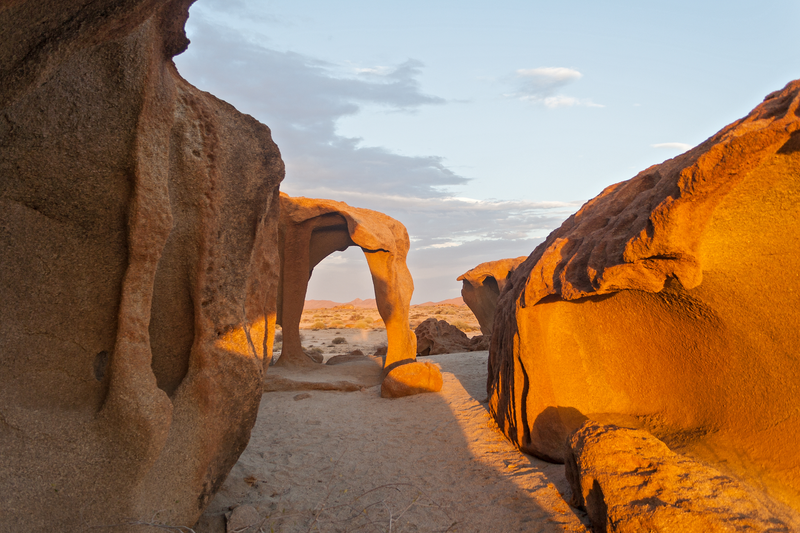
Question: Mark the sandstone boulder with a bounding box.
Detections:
[415,318,472,355]
[566,422,797,532]
[488,80,800,514]
[457,257,527,335]
[381,362,443,398]
[415,318,491,355]
[1,0,283,529]
[468,334,491,351]
[276,194,416,370]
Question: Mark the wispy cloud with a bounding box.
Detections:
[536,95,605,108]
[177,16,457,199]
[517,67,582,93]
[651,142,693,151]
[292,187,580,248]
[508,66,603,108]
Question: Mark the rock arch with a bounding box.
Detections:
[457,257,527,335]
[276,194,417,369]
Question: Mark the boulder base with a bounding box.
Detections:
[381,362,443,398]
[566,422,798,532]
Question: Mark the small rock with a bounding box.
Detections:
[373,345,388,356]
[381,361,443,398]
[226,504,260,533]
[293,393,311,401]
[306,351,324,363]
[326,353,367,365]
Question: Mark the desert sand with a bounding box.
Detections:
[196,348,590,532]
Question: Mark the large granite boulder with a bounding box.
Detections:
[0,0,283,529]
[489,80,800,514]
[415,317,472,355]
[415,317,488,355]
[457,256,527,335]
[276,194,417,370]
[566,422,798,532]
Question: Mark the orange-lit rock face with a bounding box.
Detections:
[277,194,416,369]
[0,1,283,529]
[457,257,527,335]
[489,80,800,513]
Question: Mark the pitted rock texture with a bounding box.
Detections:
[381,361,444,398]
[276,194,416,370]
[457,256,527,335]
[489,80,800,514]
[0,1,283,529]
[415,318,488,355]
[565,422,798,532]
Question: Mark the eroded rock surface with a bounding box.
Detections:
[415,317,487,355]
[489,80,800,513]
[277,194,416,370]
[458,257,527,335]
[0,1,283,529]
[381,361,444,398]
[566,422,798,532]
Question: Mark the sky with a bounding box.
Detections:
[174,0,799,304]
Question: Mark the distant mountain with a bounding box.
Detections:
[303,299,342,310]
[341,298,378,309]
[413,297,465,307]
[303,296,464,310]
[303,297,377,310]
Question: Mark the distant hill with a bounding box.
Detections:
[413,297,465,307]
[303,296,464,310]
[303,299,342,310]
[345,298,378,309]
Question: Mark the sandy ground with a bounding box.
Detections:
[196,348,590,533]
[279,328,390,363]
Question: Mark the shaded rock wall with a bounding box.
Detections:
[277,194,416,369]
[489,80,800,513]
[458,256,527,335]
[0,0,283,529]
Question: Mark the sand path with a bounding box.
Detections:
[196,352,590,532]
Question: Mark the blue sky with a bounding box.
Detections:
[175,0,799,304]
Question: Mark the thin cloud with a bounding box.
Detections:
[509,66,602,108]
[651,142,693,151]
[535,95,605,108]
[517,67,582,94]
[288,187,581,248]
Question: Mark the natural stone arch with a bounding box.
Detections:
[457,257,527,335]
[276,193,417,370]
